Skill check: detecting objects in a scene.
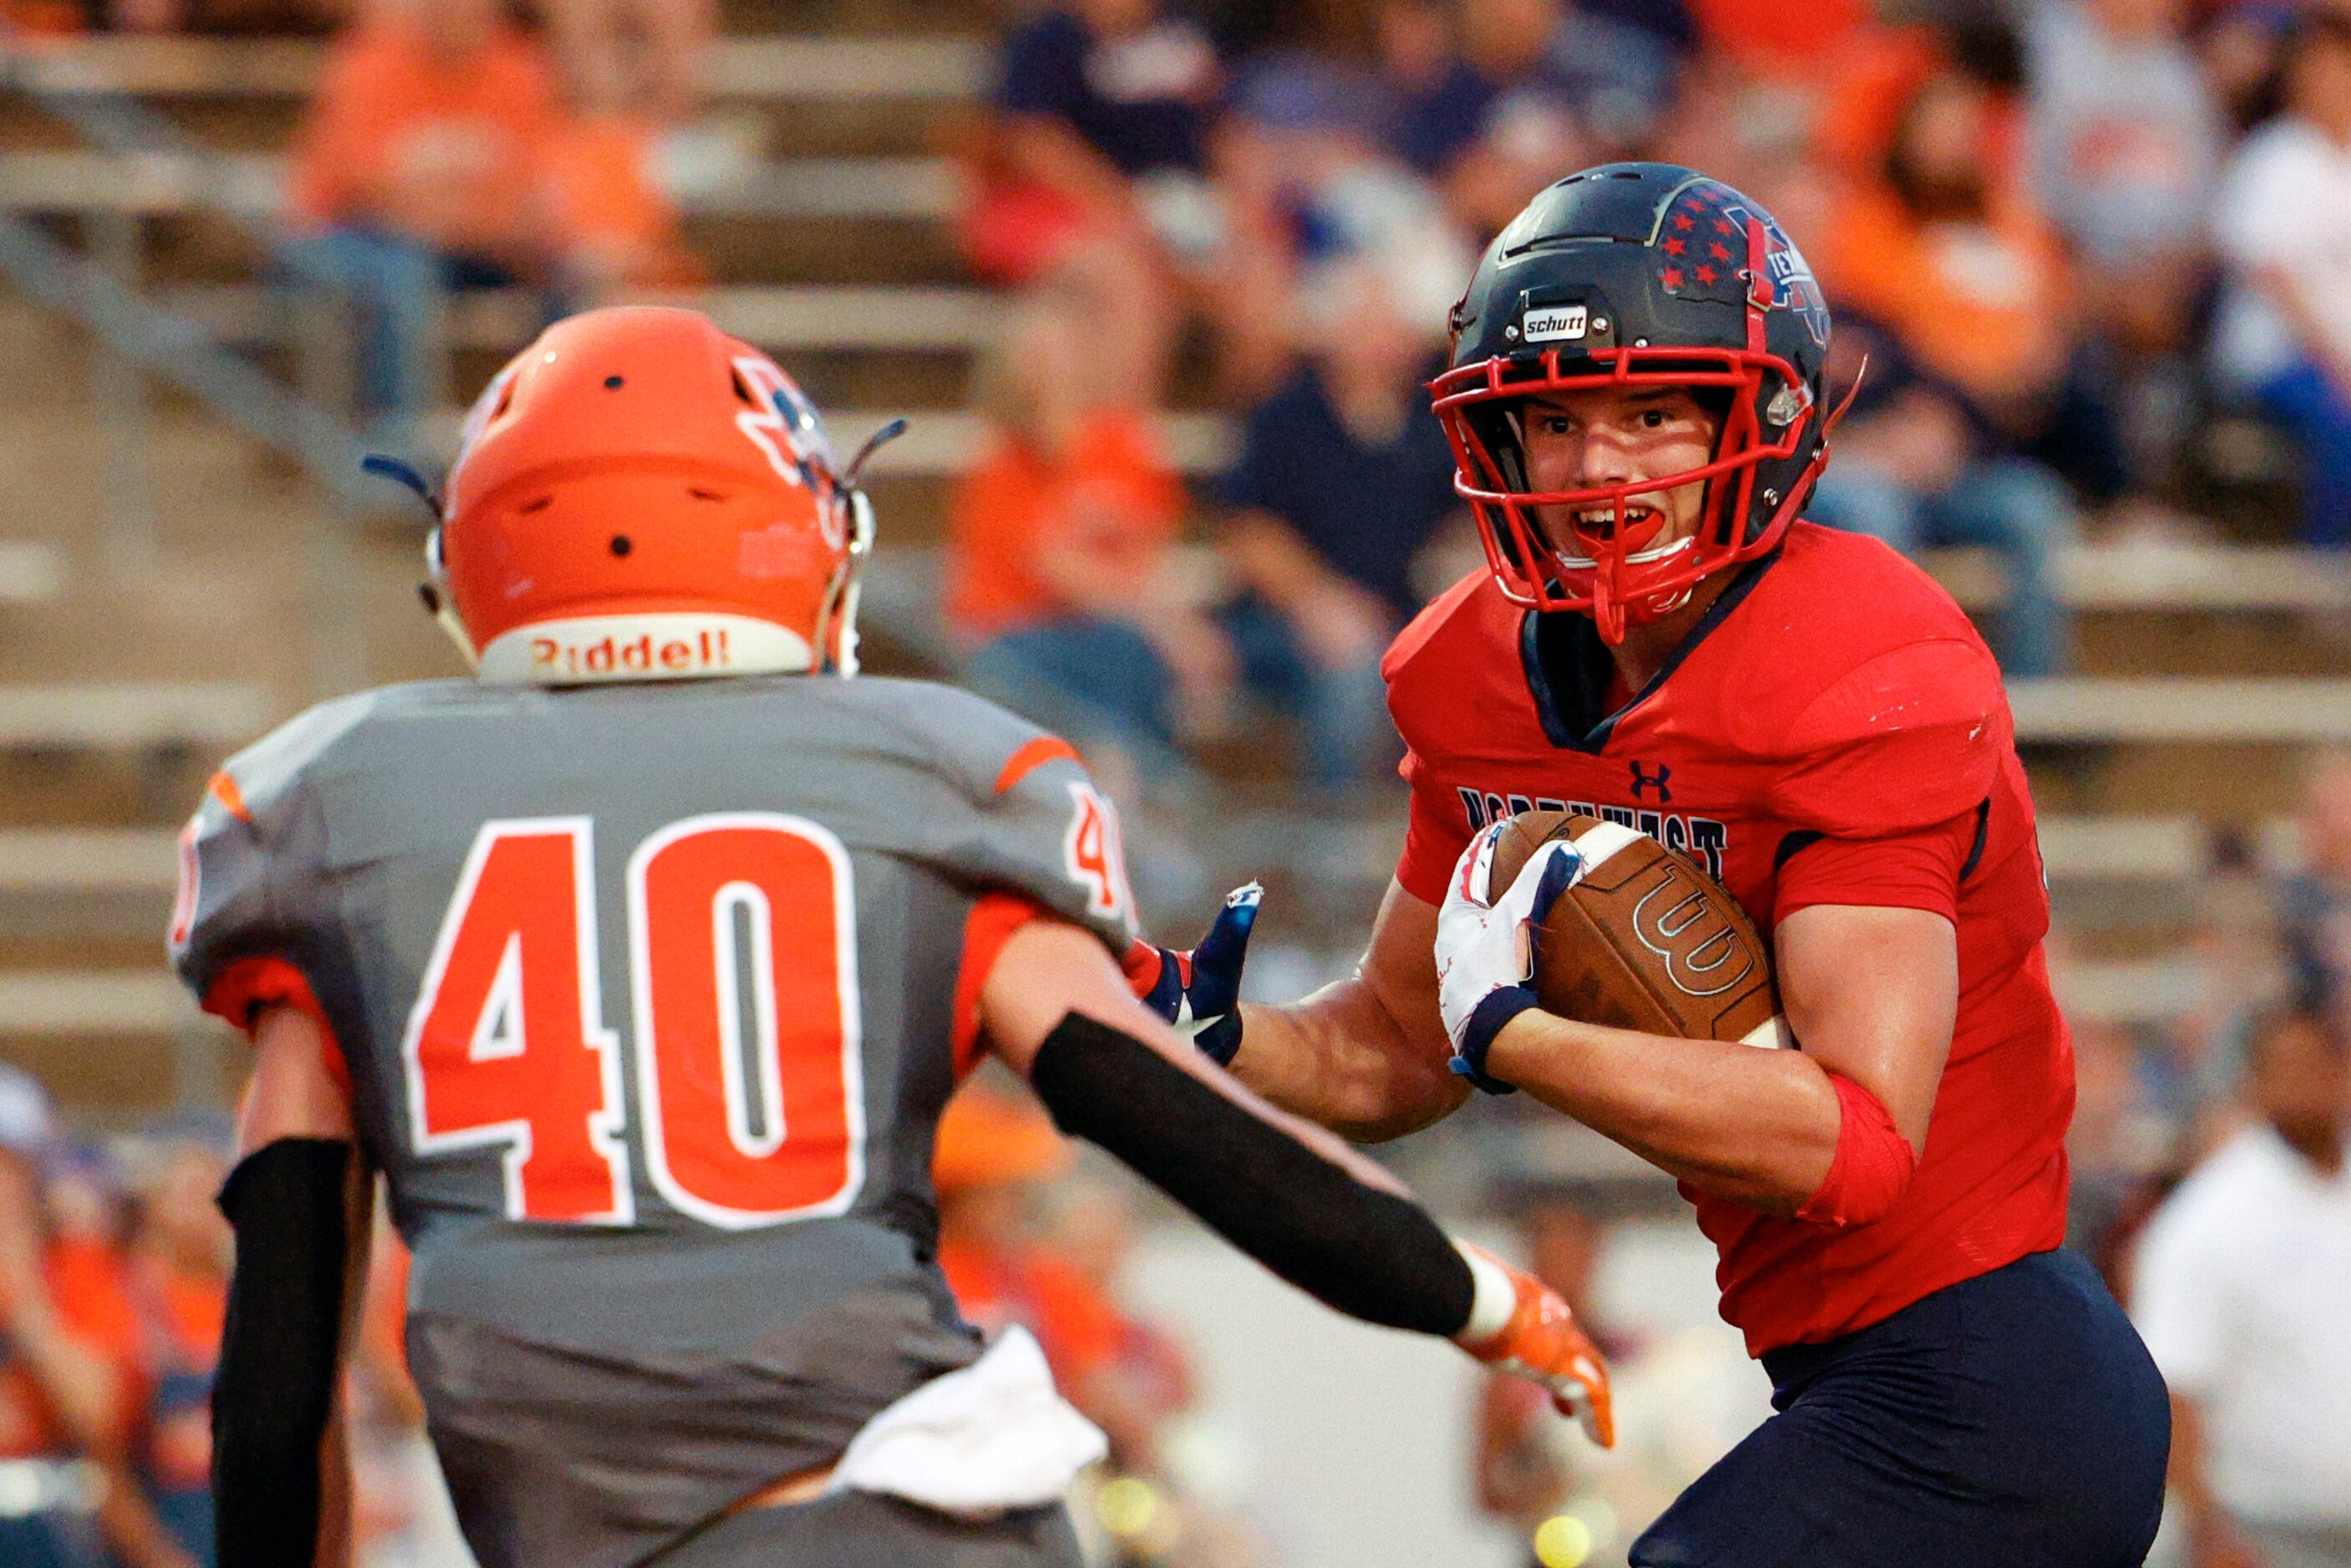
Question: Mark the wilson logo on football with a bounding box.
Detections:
[1630,866,1758,999]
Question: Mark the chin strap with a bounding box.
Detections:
[815,417,907,677]
[817,488,875,676]
[417,528,481,674]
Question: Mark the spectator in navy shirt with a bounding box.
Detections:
[962,0,1229,398]
[1372,0,1492,178]
[996,0,1222,180]
[1218,256,1462,792]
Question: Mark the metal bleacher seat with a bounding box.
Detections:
[0,969,192,1033]
[0,541,64,608]
[402,406,1234,478]
[2006,677,2351,744]
[163,282,1007,356]
[0,825,178,893]
[10,33,988,101]
[0,682,274,751]
[1924,542,2351,613]
[0,148,958,222]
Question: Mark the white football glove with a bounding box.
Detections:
[1435,824,1587,1059]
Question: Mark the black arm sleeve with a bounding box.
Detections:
[1028,1013,1476,1337]
[213,1138,355,1568]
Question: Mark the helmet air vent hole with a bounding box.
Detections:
[519,495,553,515]
[687,486,727,503]
[610,535,633,558]
[604,375,625,390]
[731,367,760,407]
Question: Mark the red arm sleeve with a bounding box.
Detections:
[203,957,352,1096]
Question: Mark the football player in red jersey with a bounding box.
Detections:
[1178,165,2171,1565]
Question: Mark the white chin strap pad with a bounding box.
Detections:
[476,613,815,685]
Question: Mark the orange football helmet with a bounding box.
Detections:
[425,306,884,684]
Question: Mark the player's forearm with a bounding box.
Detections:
[1486,1012,1840,1215]
[1234,980,1469,1142]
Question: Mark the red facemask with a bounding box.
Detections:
[1429,219,1847,644]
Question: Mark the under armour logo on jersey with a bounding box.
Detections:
[1629,761,1672,803]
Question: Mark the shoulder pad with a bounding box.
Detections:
[1772,638,2007,836]
[1381,568,1492,686]
[213,688,395,822]
[848,678,1076,803]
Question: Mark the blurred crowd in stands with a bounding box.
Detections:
[6,0,2351,1563]
[936,0,2351,792]
[13,0,2351,786]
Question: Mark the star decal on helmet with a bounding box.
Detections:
[1653,180,1832,349]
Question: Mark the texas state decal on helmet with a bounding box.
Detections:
[429,306,877,685]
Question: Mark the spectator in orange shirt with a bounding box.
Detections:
[948,276,1229,781]
[1687,0,1865,77]
[281,0,572,453]
[1818,54,2127,503]
[1822,67,2072,426]
[540,27,703,301]
[544,111,697,297]
[0,1068,134,1568]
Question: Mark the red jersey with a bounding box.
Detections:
[1386,523,2072,1354]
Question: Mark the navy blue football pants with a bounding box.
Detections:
[1632,1248,2170,1568]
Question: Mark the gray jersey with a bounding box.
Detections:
[170,675,1138,1568]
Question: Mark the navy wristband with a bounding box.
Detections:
[1198,1008,1244,1069]
[1450,986,1541,1095]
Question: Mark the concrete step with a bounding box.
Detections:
[2007,677,2351,743]
[9,33,988,103]
[164,281,1003,353]
[0,149,960,221]
[0,682,276,749]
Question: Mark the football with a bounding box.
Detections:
[1486,810,1788,1048]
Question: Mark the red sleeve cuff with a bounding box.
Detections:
[201,956,350,1096]
[950,893,1054,1079]
[1796,1072,1917,1229]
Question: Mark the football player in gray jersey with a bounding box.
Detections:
[173,308,1612,1568]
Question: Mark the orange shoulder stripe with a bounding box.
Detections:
[992,736,1082,797]
[205,770,253,825]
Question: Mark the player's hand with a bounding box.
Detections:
[1456,1244,1615,1448]
[1434,825,1583,1090]
[1124,883,1262,1066]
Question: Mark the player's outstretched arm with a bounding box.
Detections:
[216,1005,373,1568]
[1219,880,1472,1142]
[980,917,1613,1444]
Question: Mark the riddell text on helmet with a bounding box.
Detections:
[533,628,735,678]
